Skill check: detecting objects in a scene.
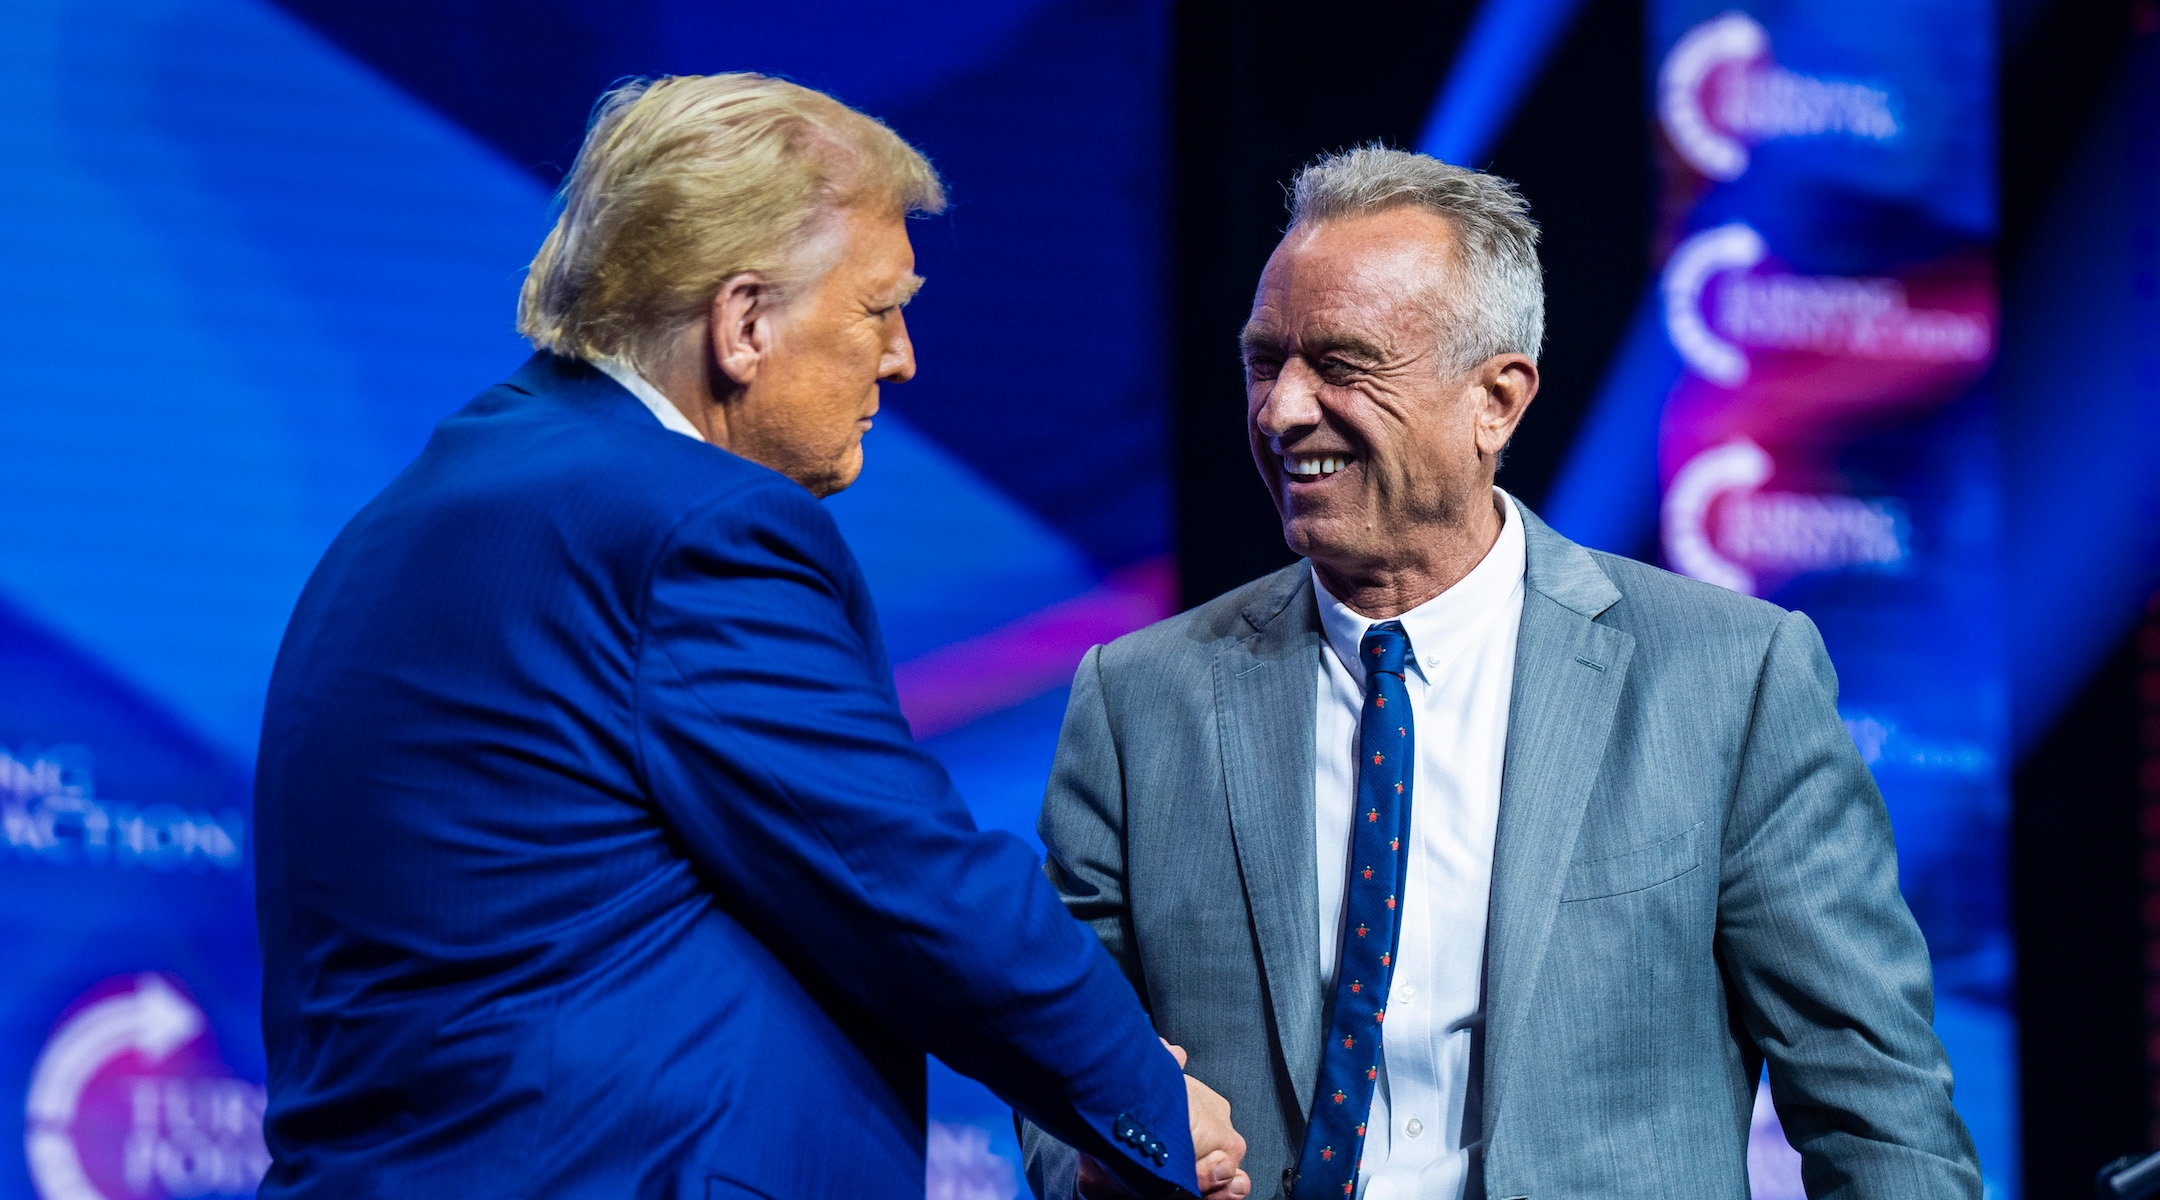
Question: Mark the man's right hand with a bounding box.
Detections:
[1077,1043,1251,1200]
[1181,1067,1252,1198]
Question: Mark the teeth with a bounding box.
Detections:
[1288,456,1347,477]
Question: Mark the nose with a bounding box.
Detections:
[1253,357,1322,443]
[881,309,917,384]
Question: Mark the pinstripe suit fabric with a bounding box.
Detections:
[1022,506,1979,1200]
[255,354,1196,1200]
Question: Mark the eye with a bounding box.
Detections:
[1244,354,1282,381]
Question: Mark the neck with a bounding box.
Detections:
[640,330,737,448]
[1312,489,1505,619]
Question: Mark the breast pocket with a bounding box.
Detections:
[1560,821,1702,902]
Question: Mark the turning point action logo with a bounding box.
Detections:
[1658,10,1899,182]
[1663,440,1907,596]
[24,974,267,1200]
[1662,223,1992,388]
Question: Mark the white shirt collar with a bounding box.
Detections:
[1312,488,1529,685]
[592,358,706,442]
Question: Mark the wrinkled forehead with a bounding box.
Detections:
[1248,214,1456,350]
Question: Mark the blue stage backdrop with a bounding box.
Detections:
[0,1,1168,1196]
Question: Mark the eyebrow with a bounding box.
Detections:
[895,274,926,306]
[1239,323,1391,365]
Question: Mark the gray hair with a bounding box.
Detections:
[1289,145,1544,373]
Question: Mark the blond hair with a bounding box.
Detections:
[518,74,945,372]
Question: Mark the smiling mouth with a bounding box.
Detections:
[1283,453,1353,480]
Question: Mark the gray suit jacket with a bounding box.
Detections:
[1022,506,1979,1200]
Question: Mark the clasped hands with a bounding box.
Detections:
[1077,1040,1251,1200]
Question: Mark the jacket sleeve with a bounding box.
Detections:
[633,481,1195,1199]
[1024,645,1149,1199]
[1714,610,1982,1198]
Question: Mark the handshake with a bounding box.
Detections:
[1077,1041,1252,1200]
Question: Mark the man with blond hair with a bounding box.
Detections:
[1024,147,1978,1199]
[255,74,1246,1200]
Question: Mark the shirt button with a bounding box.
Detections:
[1405,1117,1424,1138]
[1396,984,1415,1004]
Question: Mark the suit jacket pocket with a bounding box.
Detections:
[1560,821,1702,901]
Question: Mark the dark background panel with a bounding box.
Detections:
[1475,0,1651,517]
[2001,0,2152,1188]
[1168,0,1652,606]
[1168,0,1479,605]
[1999,0,2147,265]
[2013,615,2148,1198]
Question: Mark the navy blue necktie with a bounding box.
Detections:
[1292,621,1414,1199]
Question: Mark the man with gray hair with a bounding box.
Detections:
[1022,146,1980,1199]
[255,74,1247,1199]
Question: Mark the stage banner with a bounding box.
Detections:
[1648,3,2010,1196]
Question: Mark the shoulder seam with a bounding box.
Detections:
[629,474,818,799]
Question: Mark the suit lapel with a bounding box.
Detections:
[1481,508,1636,1128]
[1214,566,1324,1116]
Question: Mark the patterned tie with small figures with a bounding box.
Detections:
[1291,620,1415,1200]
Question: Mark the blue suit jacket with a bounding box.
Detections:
[254,354,1195,1200]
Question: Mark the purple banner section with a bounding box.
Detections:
[896,556,1174,739]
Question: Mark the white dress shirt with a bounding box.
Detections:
[1312,489,1526,1200]
[594,357,706,442]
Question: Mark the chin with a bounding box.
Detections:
[812,448,866,498]
[1281,512,1363,564]
[1278,515,1326,561]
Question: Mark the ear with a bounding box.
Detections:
[708,273,776,389]
[1474,354,1539,461]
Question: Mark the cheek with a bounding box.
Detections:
[1393,398,1475,465]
